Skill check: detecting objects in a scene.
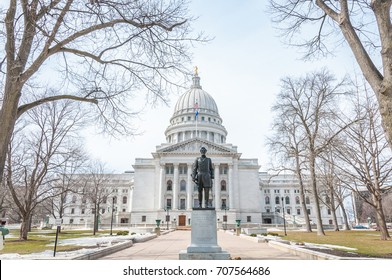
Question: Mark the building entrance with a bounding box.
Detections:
[178,215,186,226]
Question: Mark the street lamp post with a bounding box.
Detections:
[281,197,287,236]
[110,197,115,236]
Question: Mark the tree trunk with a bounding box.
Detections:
[295,155,312,232]
[19,214,31,240]
[338,200,351,230]
[309,154,325,235]
[377,91,392,150]
[329,188,339,231]
[374,197,391,240]
[0,87,21,186]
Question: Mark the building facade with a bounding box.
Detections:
[51,73,344,228]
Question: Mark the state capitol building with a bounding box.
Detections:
[54,72,344,229]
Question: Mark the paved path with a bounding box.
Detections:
[99,230,302,260]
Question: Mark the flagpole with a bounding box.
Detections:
[194,98,199,139]
[196,112,198,138]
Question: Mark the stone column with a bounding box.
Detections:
[228,163,234,209]
[158,165,165,209]
[187,163,193,209]
[173,164,179,209]
[214,164,220,209]
[233,158,240,210]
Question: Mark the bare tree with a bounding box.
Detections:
[271,69,351,235]
[82,161,113,235]
[0,1,206,189]
[333,89,392,240]
[267,110,313,231]
[317,150,344,231]
[5,100,85,240]
[269,1,392,153]
[46,146,88,231]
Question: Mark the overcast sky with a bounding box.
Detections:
[82,0,359,174]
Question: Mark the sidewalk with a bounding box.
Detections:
[99,230,303,260]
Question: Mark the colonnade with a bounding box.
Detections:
[157,161,238,210]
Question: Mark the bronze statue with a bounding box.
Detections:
[192,146,214,208]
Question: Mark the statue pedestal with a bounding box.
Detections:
[179,208,230,260]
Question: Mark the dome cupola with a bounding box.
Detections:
[165,69,227,144]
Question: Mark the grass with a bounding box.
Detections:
[0,229,125,255]
[274,229,392,258]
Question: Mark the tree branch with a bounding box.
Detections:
[17,95,98,118]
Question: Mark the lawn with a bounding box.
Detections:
[0,229,126,255]
[276,229,392,258]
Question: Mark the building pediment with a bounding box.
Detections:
[155,138,236,155]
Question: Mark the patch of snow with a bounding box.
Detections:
[303,242,357,251]
[0,233,143,260]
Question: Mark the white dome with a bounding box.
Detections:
[173,75,219,117]
[165,73,227,144]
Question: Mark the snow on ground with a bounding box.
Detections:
[0,233,145,260]
[302,242,357,251]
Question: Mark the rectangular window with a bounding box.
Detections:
[180,199,186,210]
[142,216,146,222]
[287,208,291,214]
[165,165,174,174]
[81,209,85,214]
[296,208,301,215]
[221,199,227,209]
[247,216,251,222]
[327,209,331,215]
[307,209,311,215]
[69,219,74,224]
[71,208,75,214]
[166,199,172,209]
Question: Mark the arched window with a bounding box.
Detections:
[167,180,172,191]
[295,196,300,205]
[275,196,280,204]
[265,196,270,205]
[180,180,186,192]
[285,196,290,205]
[123,196,127,204]
[221,180,227,191]
[305,196,310,204]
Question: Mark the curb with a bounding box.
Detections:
[71,231,174,260]
[72,240,134,260]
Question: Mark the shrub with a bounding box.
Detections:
[116,230,129,236]
[250,233,257,237]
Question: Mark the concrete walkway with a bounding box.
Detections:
[99,230,302,260]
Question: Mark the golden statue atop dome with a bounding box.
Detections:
[194,66,198,76]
